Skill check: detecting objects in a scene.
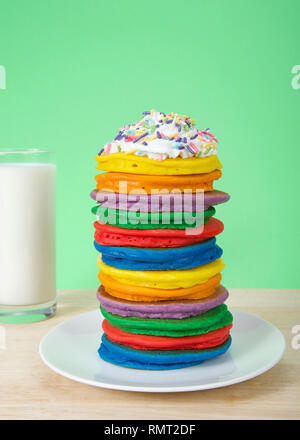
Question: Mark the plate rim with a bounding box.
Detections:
[39,309,286,393]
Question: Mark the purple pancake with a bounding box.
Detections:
[90,189,230,212]
[97,285,229,319]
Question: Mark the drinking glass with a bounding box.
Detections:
[0,149,56,323]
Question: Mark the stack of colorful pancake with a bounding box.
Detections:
[91,110,232,370]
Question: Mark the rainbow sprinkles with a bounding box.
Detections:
[98,110,219,161]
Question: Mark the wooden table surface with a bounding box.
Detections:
[1,289,299,420]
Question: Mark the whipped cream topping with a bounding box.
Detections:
[98,110,219,161]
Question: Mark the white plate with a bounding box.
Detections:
[39,309,285,393]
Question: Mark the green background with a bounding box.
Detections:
[0,0,299,289]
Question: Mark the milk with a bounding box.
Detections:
[0,163,56,306]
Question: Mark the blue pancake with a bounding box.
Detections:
[99,334,232,370]
[94,238,223,270]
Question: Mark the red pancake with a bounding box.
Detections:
[102,320,232,350]
[94,217,224,248]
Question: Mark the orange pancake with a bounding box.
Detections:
[95,170,222,194]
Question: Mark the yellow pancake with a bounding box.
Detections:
[98,272,222,301]
[95,153,222,175]
[97,257,225,289]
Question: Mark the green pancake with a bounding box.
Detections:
[92,205,215,229]
[100,304,233,337]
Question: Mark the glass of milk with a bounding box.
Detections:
[0,149,56,323]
